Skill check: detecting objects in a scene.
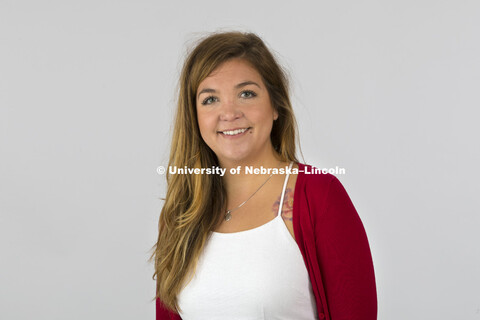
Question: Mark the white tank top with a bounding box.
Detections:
[177,162,318,319]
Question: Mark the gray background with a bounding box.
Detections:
[1,1,479,319]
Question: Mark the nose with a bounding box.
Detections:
[219,99,242,121]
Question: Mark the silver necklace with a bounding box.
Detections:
[224,172,275,222]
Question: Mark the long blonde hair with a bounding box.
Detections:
[150,30,301,313]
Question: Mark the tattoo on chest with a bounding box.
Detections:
[272,187,294,221]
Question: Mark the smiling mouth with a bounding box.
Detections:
[218,127,251,136]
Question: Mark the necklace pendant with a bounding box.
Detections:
[225,211,232,222]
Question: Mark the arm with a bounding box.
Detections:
[314,176,377,319]
[156,297,181,320]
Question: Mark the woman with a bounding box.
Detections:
[151,31,377,319]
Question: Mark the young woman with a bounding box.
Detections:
[151,31,377,320]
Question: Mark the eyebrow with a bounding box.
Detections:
[197,81,261,99]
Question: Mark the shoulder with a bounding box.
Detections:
[296,162,339,195]
[295,162,352,220]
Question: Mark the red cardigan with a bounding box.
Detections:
[156,162,377,319]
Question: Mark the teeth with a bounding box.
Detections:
[222,128,248,136]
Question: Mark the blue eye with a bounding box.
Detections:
[241,90,257,98]
[202,96,217,105]
[201,90,256,105]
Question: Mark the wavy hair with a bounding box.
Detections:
[150,30,301,313]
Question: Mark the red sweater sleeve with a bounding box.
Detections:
[156,297,181,320]
[314,176,377,319]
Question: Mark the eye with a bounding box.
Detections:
[240,90,257,99]
[201,96,218,105]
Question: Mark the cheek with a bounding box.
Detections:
[253,110,275,130]
[196,113,214,141]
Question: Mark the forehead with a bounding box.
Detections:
[199,59,262,87]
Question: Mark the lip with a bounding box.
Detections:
[217,127,250,133]
[218,127,251,138]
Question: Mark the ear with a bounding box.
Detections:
[273,108,279,121]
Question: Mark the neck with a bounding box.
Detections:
[219,149,286,197]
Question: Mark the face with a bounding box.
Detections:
[196,58,278,166]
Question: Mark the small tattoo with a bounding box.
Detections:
[272,187,294,220]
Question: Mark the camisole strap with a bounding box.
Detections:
[276,161,294,217]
